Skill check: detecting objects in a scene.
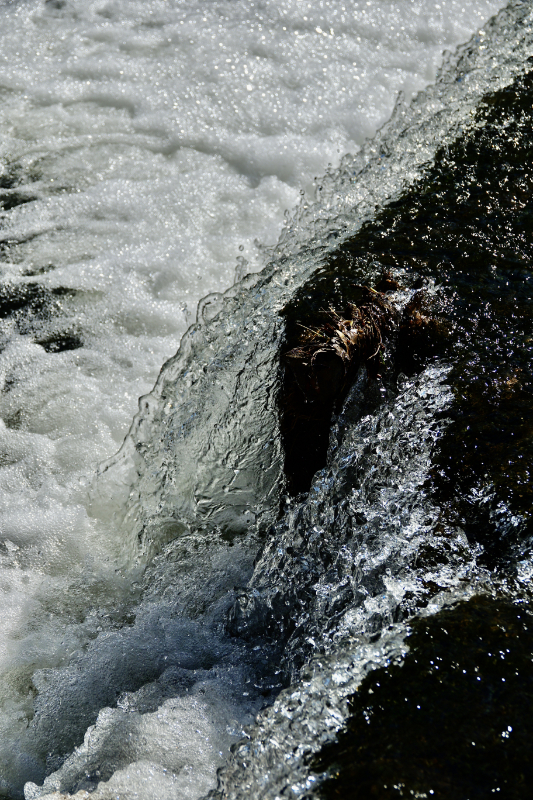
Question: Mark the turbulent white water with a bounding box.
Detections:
[0,0,514,797]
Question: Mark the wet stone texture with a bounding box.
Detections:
[284,62,533,567]
[304,60,533,800]
[314,596,533,800]
[228,64,533,689]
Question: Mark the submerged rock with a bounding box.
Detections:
[297,63,533,566]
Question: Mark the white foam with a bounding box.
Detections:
[27,681,251,800]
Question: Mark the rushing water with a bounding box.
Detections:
[0,0,528,798]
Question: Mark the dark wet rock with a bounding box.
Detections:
[281,58,533,800]
[285,64,533,565]
[226,53,533,714]
[314,596,533,800]
[395,289,450,375]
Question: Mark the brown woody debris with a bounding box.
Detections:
[280,276,448,495]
